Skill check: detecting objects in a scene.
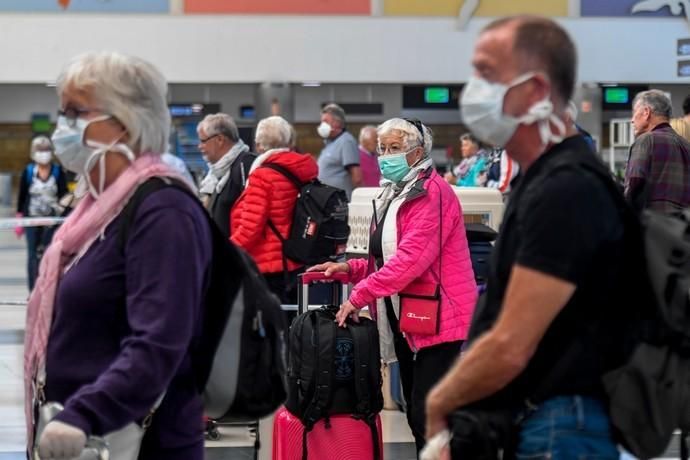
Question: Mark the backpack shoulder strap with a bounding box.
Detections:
[261,162,304,189]
[301,312,336,430]
[230,152,255,188]
[50,164,60,181]
[117,177,190,253]
[349,321,381,460]
[26,163,35,182]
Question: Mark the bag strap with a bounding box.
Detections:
[349,323,381,460]
[350,324,372,416]
[266,219,291,293]
[117,177,176,253]
[301,312,334,429]
[262,162,301,291]
[261,162,305,189]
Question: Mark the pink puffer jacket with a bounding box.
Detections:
[347,170,477,351]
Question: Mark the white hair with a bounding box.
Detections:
[358,125,377,143]
[197,113,240,142]
[633,89,672,119]
[31,135,53,153]
[377,118,433,155]
[56,51,170,155]
[255,116,292,151]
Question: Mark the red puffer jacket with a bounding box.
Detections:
[230,150,319,274]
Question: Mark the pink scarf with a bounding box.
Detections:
[23,153,192,447]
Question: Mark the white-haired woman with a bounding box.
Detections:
[309,118,477,452]
[24,52,211,460]
[231,116,318,303]
[15,136,67,290]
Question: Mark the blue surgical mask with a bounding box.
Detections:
[378,151,411,183]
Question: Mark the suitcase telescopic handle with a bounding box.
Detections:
[297,272,349,315]
[300,271,349,284]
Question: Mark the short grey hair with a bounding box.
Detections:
[197,113,240,142]
[321,103,346,128]
[56,52,170,155]
[31,135,53,153]
[359,125,377,143]
[377,118,433,156]
[633,90,672,119]
[255,116,292,151]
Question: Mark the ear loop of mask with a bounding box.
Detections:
[516,92,567,147]
[83,134,132,199]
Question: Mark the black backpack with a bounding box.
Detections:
[261,163,350,266]
[119,177,288,421]
[285,305,383,460]
[602,205,690,459]
[548,155,690,459]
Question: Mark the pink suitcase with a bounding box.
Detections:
[272,406,384,460]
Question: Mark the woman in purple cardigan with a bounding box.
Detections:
[25,52,210,460]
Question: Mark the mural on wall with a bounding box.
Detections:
[384,0,568,18]
[581,0,685,17]
[0,0,169,12]
[184,0,370,15]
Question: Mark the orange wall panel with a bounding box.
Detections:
[185,0,370,15]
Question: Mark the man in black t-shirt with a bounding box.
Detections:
[425,16,628,459]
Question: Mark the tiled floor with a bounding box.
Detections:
[0,205,417,459]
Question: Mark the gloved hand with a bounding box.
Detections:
[14,212,23,238]
[420,429,451,460]
[38,420,87,460]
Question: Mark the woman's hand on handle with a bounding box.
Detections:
[38,420,87,460]
[306,261,350,277]
[335,300,359,327]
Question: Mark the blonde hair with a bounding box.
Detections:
[670,118,690,142]
[30,135,53,153]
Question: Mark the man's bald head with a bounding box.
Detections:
[482,16,577,106]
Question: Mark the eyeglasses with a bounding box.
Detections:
[57,107,103,128]
[199,134,220,144]
[377,145,411,156]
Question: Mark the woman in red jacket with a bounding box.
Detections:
[231,116,318,302]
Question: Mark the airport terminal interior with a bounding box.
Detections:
[1,0,690,459]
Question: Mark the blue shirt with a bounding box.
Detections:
[317,131,360,199]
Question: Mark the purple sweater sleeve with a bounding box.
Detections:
[55,194,210,436]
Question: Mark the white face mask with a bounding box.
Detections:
[317,121,332,139]
[32,150,52,165]
[460,73,566,148]
[51,114,112,173]
[51,114,135,198]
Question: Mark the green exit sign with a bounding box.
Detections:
[604,87,629,104]
[424,87,450,104]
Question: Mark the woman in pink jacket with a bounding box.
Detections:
[309,117,477,453]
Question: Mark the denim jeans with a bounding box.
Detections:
[516,395,619,460]
[25,226,56,291]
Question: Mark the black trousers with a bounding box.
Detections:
[386,298,463,455]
